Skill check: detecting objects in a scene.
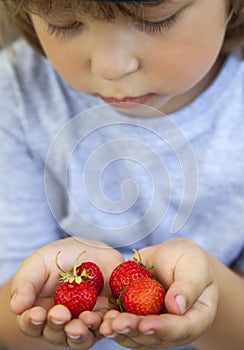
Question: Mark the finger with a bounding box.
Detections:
[103,309,121,320]
[139,313,189,342]
[47,304,72,331]
[106,332,146,350]
[165,251,216,315]
[65,318,98,349]
[42,324,68,347]
[99,311,118,338]
[78,310,103,331]
[41,305,72,346]
[100,314,153,349]
[102,313,170,348]
[100,312,141,339]
[42,325,68,347]
[11,254,49,314]
[101,315,173,349]
[18,306,47,337]
[107,312,141,336]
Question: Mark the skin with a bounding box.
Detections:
[10,238,219,349]
[5,237,125,349]
[9,238,244,350]
[2,0,244,349]
[99,241,244,350]
[30,0,229,116]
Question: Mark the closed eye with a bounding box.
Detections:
[136,11,181,35]
[46,21,83,37]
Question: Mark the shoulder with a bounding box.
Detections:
[0,39,46,91]
[0,39,102,161]
[0,40,50,138]
[223,50,244,94]
[0,38,97,104]
[206,50,244,123]
[0,39,55,117]
[221,51,244,122]
[0,39,63,107]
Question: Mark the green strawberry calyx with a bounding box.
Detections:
[117,286,129,312]
[55,251,93,284]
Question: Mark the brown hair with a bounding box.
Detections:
[0,0,244,56]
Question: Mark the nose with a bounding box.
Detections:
[90,28,139,81]
[91,54,139,81]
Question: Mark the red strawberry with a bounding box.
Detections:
[56,251,104,295]
[76,261,104,295]
[54,281,97,318]
[109,250,153,299]
[53,251,104,318]
[121,277,166,316]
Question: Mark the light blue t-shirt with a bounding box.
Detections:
[0,39,243,350]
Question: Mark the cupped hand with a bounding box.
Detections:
[10,237,124,349]
[17,296,113,349]
[99,238,219,349]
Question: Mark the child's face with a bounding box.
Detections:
[31,0,228,116]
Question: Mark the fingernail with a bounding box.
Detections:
[118,328,130,335]
[143,330,155,335]
[10,294,17,306]
[31,320,43,326]
[106,333,117,339]
[11,293,17,301]
[175,294,186,314]
[68,334,81,340]
[51,319,65,325]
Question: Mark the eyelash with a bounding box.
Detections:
[46,11,181,38]
[46,21,83,37]
[137,12,181,34]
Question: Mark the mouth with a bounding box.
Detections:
[98,93,156,107]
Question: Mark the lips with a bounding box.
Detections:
[99,93,156,107]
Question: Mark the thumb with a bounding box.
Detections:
[10,280,37,315]
[10,254,49,314]
[163,255,215,315]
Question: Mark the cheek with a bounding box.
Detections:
[149,4,227,93]
[45,43,80,77]
[157,40,222,92]
[151,36,224,93]
[36,32,88,89]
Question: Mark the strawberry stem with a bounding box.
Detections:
[132,249,142,265]
[55,251,67,273]
[73,250,86,277]
[131,249,154,271]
